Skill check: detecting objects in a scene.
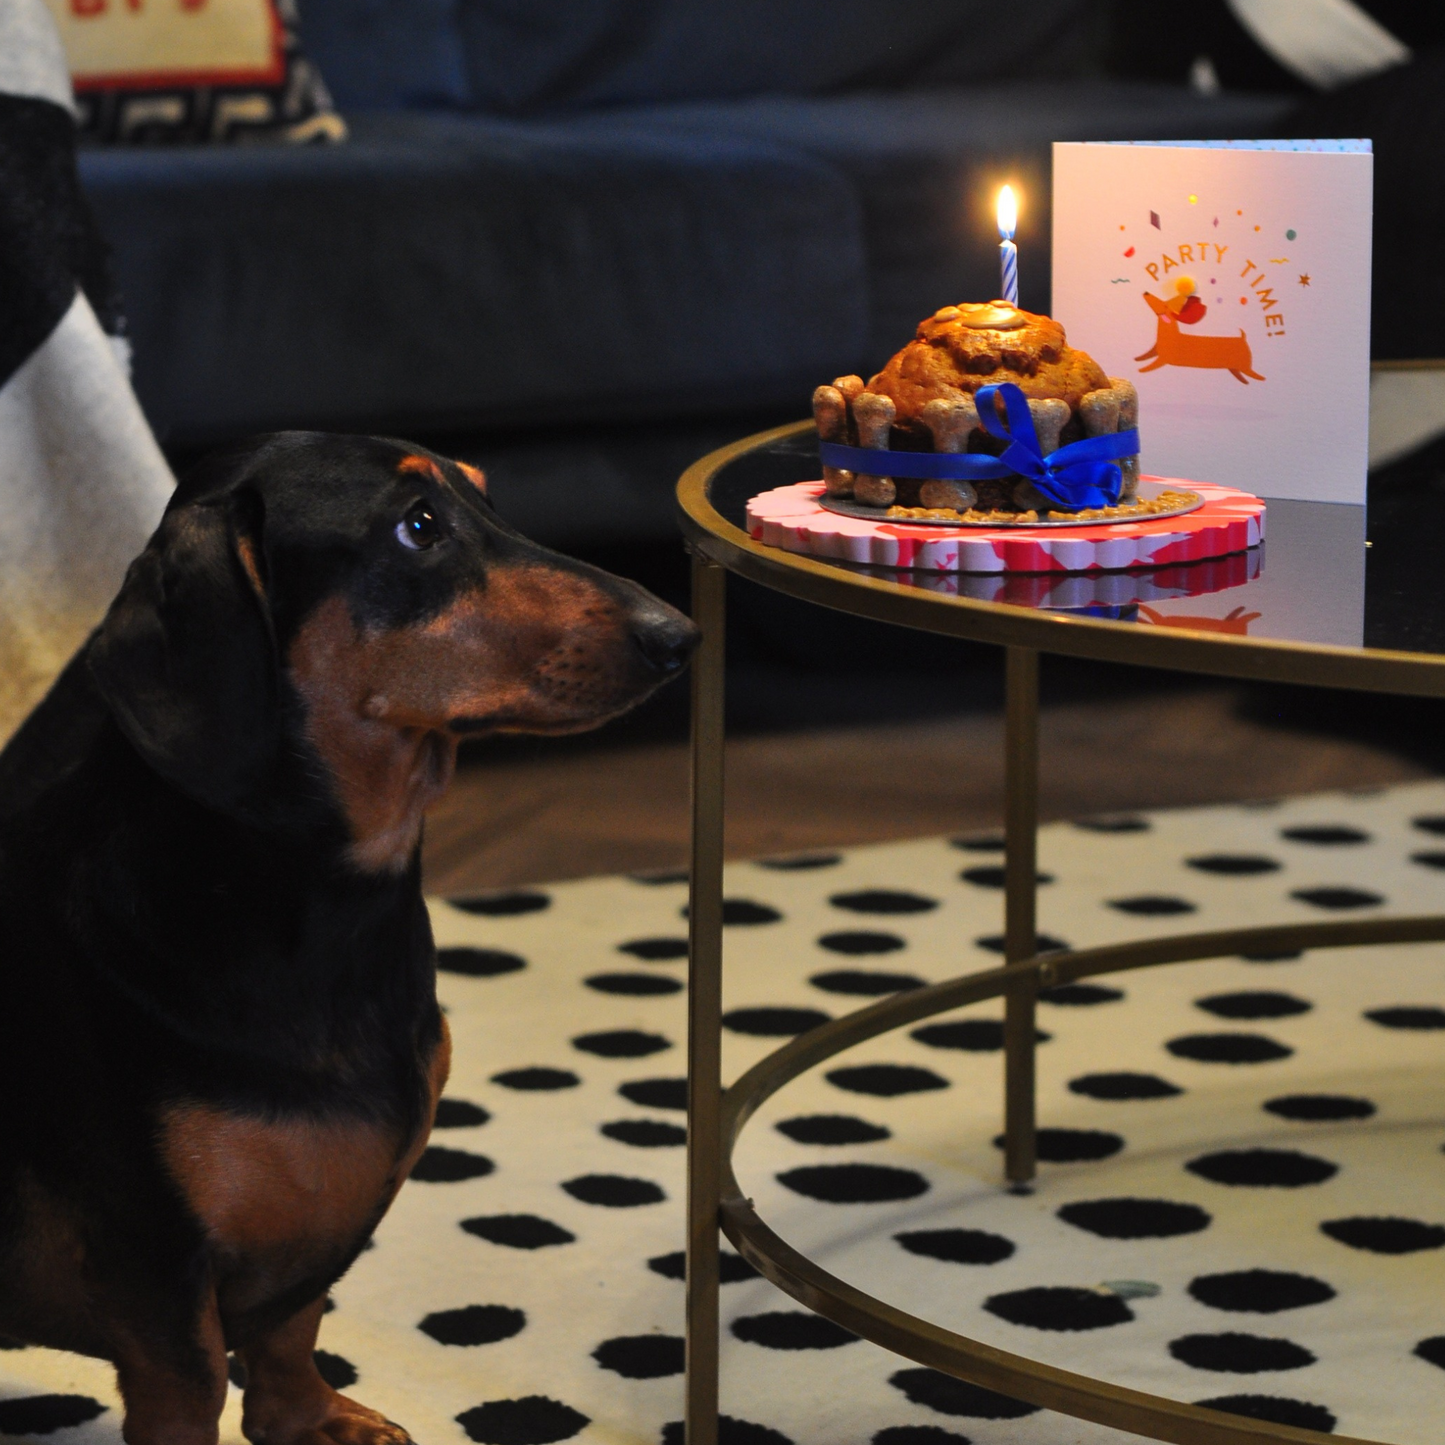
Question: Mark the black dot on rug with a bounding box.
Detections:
[591,1334,684,1378]
[617,937,689,961]
[895,1228,1015,1265]
[825,1064,949,1097]
[888,1369,1039,1418]
[1264,1094,1375,1122]
[1074,815,1150,833]
[1413,1337,1445,1369]
[1189,1270,1335,1313]
[229,1356,247,1388]
[1187,1148,1337,1187]
[411,1146,494,1182]
[434,1098,490,1128]
[1038,982,1121,1006]
[561,1174,665,1208]
[571,1029,671,1058]
[1194,1395,1335,1433]
[722,1007,831,1036]
[776,1114,890,1145]
[420,1305,526,1347]
[0,1396,108,1435]
[0,1336,26,1351]
[1186,854,1282,875]
[757,852,842,870]
[1108,895,1197,915]
[1195,991,1312,1020]
[1069,1072,1183,1101]
[1413,814,1445,836]
[817,931,908,956]
[618,1077,687,1111]
[1281,824,1369,846]
[600,1119,686,1148]
[1410,851,1445,871]
[679,899,783,926]
[1365,1006,1445,1030]
[585,972,682,996]
[1059,1197,1211,1239]
[1170,1333,1316,1373]
[648,1250,759,1284]
[777,1163,929,1204]
[1166,1033,1293,1064]
[449,890,550,917]
[811,968,926,995]
[984,1286,1133,1331]
[491,1067,579,1091]
[873,1430,972,1445]
[830,889,940,914]
[952,833,1004,852]
[731,1311,859,1349]
[959,867,1053,890]
[462,1215,575,1250]
[438,947,527,978]
[1291,886,1384,910]
[974,933,1071,957]
[1320,1216,1445,1254]
[912,1020,1050,1051]
[661,1416,794,1445]
[457,1396,589,1444]
[992,1128,1123,1162]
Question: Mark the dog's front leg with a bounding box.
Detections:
[112,1287,229,1445]
[237,1296,410,1445]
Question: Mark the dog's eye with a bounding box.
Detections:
[396,501,441,551]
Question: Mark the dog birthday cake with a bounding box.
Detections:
[813,300,1172,524]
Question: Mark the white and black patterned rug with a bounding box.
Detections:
[9,782,1445,1445]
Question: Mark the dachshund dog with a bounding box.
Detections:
[0,433,697,1445]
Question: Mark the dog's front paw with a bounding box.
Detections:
[249,1395,412,1445]
[309,1399,412,1445]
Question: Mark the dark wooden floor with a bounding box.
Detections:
[422,685,1432,894]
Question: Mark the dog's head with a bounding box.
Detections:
[89,433,698,872]
[1141,291,1173,319]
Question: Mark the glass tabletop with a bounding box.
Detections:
[695,424,1445,667]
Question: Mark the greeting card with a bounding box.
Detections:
[1051,141,1373,504]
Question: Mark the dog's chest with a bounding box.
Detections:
[158,1103,406,1285]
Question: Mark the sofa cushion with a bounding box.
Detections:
[296,0,469,110]
[80,108,867,443]
[454,0,1096,115]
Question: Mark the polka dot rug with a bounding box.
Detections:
[10,782,1445,1445]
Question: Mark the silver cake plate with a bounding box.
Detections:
[818,479,1204,529]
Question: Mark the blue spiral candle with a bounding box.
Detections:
[997,185,1019,306]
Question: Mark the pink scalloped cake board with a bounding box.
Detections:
[745,477,1265,575]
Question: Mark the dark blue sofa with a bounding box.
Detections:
[78,0,1286,549]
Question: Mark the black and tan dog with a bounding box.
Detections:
[0,433,697,1445]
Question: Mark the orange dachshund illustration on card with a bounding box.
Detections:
[1136,275,1264,384]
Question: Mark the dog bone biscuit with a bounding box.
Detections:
[1079,387,1121,437]
[1105,378,1140,499]
[851,392,897,505]
[919,479,977,510]
[1027,397,1070,456]
[813,385,855,496]
[919,396,978,453]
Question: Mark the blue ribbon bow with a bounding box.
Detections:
[818,381,1138,512]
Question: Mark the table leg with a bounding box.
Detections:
[686,554,726,1445]
[1003,645,1039,1189]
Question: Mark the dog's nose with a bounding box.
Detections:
[629,603,700,677]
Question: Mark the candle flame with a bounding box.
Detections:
[997,185,1018,240]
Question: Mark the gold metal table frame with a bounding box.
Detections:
[676,422,1445,1445]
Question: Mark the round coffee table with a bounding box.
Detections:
[674,421,1445,1445]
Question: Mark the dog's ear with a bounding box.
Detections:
[88,487,279,810]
